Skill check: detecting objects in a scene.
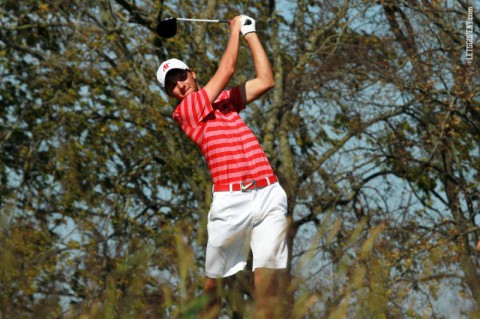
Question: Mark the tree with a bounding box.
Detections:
[1,0,479,318]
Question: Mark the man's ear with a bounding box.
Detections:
[190,70,197,80]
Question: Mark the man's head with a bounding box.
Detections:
[157,58,199,100]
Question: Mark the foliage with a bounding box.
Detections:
[0,0,479,318]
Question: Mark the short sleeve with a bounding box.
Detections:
[212,86,246,113]
[230,86,246,112]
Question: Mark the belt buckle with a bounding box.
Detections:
[240,180,257,192]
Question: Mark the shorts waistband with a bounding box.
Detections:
[213,175,278,192]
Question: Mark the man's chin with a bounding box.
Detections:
[184,88,196,97]
[175,88,197,101]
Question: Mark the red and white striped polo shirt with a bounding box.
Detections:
[173,87,274,185]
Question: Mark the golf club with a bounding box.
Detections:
[156,17,251,38]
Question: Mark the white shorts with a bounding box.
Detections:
[205,182,289,278]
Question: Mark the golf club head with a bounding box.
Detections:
[156,17,177,38]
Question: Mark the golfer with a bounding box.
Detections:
[157,15,288,318]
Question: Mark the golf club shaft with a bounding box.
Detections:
[176,18,230,24]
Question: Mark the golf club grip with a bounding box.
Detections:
[176,18,230,24]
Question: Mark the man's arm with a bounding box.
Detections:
[240,32,275,105]
[203,16,242,103]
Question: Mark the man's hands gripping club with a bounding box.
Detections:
[240,15,256,36]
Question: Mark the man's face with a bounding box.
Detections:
[165,69,198,100]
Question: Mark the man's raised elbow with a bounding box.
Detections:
[258,79,275,95]
[266,79,275,91]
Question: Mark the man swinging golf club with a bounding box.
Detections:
[157,15,289,318]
